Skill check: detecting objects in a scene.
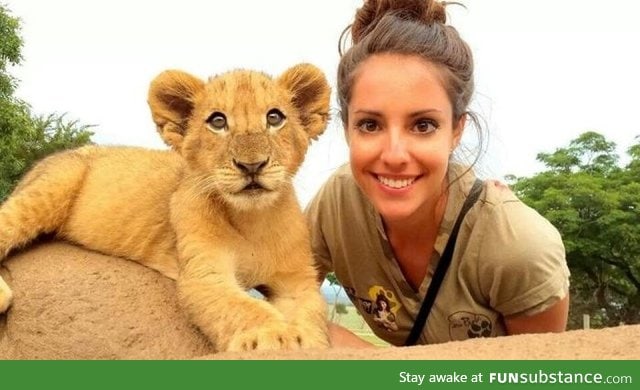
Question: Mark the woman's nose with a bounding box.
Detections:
[380,130,410,167]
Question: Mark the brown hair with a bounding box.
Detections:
[337,0,485,165]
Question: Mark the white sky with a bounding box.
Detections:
[6,0,640,206]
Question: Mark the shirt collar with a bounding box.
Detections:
[433,163,476,256]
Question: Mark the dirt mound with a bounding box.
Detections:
[1,242,637,360]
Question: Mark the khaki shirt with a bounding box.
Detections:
[305,164,570,346]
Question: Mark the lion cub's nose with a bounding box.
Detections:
[233,159,269,175]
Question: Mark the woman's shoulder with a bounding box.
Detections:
[477,178,519,206]
[474,180,565,265]
[480,181,559,236]
[468,180,569,316]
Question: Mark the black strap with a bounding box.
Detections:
[404,179,484,346]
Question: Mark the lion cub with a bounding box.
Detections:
[0,64,330,351]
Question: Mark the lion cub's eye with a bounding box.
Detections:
[206,112,228,133]
[266,109,286,130]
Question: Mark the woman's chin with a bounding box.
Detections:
[376,205,417,224]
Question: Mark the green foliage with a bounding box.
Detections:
[0,4,94,202]
[335,302,348,315]
[0,113,94,200]
[511,131,640,328]
[0,3,22,97]
[326,272,339,285]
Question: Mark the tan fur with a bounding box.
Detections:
[0,64,331,351]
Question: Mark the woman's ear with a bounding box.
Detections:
[343,123,351,147]
[451,113,467,150]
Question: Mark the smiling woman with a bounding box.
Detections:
[305,0,570,349]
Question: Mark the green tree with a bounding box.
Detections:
[0,0,22,97]
[326,272,348,322]
[511,131,640,328]
[1,4,93,201]
[335,302,348,315]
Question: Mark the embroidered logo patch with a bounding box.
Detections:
[368,286,400,332]
[448,311,493,340]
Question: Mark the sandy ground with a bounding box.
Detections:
[1,242,638,360]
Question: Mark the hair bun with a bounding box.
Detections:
[351,0,448,44]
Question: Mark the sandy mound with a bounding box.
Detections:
[1,242,638,360]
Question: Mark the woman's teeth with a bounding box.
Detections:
[377,176,415,189]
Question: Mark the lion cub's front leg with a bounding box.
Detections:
[172,196,299,352]
[177,249,300,352]
[268,268,329,349]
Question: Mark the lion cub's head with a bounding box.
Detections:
[148,64,330,209]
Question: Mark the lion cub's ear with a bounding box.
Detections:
[148,70,205,150]
[277,64,330,140]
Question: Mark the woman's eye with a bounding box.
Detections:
[414,119,438,134]
[206,112,228,132]
[356,119,379,133]
[266,109,286,128]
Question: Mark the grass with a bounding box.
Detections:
[327,304,389,347]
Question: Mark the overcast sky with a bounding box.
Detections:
[6,0,640,205]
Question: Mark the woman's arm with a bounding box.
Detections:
[504,295,570,335]
[328,322,377,348]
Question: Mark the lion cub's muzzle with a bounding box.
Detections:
[233,158,270,192]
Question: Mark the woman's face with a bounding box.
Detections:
[346,53,464,224]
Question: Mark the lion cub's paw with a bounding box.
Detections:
[226,322,305,352]
[0,276,13,313]
[297,331,330,349]
[289,323,330,349]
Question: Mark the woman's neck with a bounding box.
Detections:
[383,190,448,245]
[382,190,449,291]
